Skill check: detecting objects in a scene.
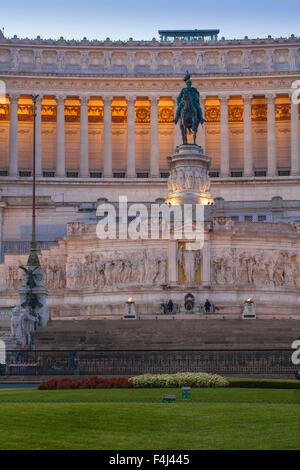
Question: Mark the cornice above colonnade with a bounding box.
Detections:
[0,73,298,98]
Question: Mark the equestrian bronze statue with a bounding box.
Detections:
[174,71,205,145]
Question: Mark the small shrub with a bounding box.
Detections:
[129,372,229,388]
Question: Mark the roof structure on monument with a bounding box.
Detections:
[158,29,220,41]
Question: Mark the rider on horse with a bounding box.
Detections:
[174,71,205,132]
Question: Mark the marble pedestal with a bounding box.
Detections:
[242,301,256,319]
[123,300,137,320]
[165,144,214,206]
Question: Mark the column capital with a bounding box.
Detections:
[149,96,159,105]
[79,95,90,106]
[102,95,113,105]
[56,95,67,105]
[35,95,44,106]
[288,90,300,104]
[242,93,253,104]
[265,92,277,103]
[219,94,230,104]
[199,94,207,102]
[125,95,136,105]
[9,93,20,104]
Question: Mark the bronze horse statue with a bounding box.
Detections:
[179,92,199,145]
[174,72,205,145]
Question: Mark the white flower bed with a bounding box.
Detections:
[129,372,229,388]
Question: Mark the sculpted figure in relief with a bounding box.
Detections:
[242,50,251,69]
[149,52,159,71]
[178,245,200,285]
[104,51,112,71]
[219,52,227,70]
[57,51,65,70]
[127,52,135,71]
[10,48,19,68]
[65,250,167,289]
[173,52,182,72]
[168,165,210,194]
[196,52,205,71]
[212,249,300,287]
[265,50,274,70]
[34,50,42,70]
[288,49,297,69]
[81,51,89,70]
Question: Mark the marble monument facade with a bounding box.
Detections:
[0,32,299,323]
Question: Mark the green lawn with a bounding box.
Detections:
[0,387,300,450]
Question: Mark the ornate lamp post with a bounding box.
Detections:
[18,95,49,337]
[27,95,39,267]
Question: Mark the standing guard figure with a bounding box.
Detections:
[174,71,205,145]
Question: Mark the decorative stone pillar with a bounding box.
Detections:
[79,95,89,178]
[149,96,159,177]
[172,96,182,147]
[126,95,136,178]
[197,95,206,151]
[201,231,211,287]
[35,95,43,177]
[219,95,230,177]
[56,95,66,177]
[168,241,178,285]
[9,94,20,177]
[266,93,277,177]
[289,92,300,176]
[0,201,6,262]
[243,94,253,177]
[103,95,113,178]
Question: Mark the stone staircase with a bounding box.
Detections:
[34,318,300,350]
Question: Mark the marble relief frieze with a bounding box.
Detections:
[211,248,300,288]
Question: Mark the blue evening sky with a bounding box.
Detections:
[1,0,299,41]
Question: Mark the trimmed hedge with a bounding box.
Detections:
[228,378,300,389]
[38,376,133,390]
[129,372,229,388]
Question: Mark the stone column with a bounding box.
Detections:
[149,96,159,177]
[290,92,300,176]
[79,95,89,178]
[0,201,6,262]
[168,241,178,285]
[201,231,211,287]
[35,95,43,177]
[8,94,20,177]
[56,95,66,177]
[197,94,206,151]
[266,93,277,177]
[103,95,113,178]
[172,96,182,148]
[220,95,230,177]
[126,95,136,178]
[243,93,253,177]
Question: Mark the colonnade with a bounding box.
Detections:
[5,92,300,178]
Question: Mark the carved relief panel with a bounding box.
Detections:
[211,248,300,288]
